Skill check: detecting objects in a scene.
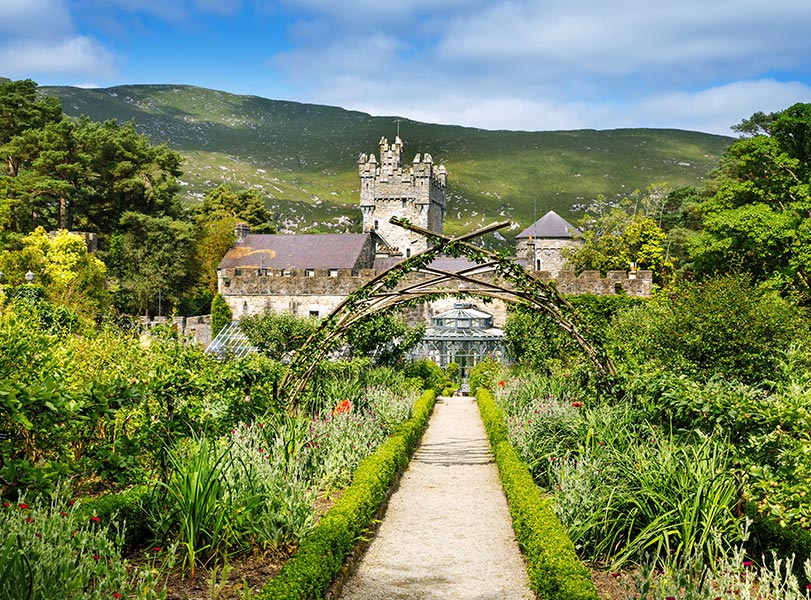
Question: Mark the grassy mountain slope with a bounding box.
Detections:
[42,84,732,238]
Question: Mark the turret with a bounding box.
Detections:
[358,136,448,257]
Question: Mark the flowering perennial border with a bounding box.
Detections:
[256,389,436,600]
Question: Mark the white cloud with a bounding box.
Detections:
[0,0,73,38]
[98,0,188,20]
[0,0,118,80]
[634,80,811,135]
[275,0,483,23]
[0,36,117,78]
[99,0,242,19]
[266,0,811,134]
[436,0,811,85]
[308,77,811,136]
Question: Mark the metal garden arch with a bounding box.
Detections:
[279,217,617,409]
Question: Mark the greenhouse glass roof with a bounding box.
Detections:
[205,321,259,358]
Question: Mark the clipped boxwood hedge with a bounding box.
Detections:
[476,388,598,600]
[257,389,436,600]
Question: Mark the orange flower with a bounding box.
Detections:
[333,398,352,415]
[498,380,505,388]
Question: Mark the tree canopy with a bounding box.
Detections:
[0,79,279,316]
[564,187,672,282]
[688,103,811,300]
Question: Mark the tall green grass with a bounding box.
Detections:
[498,376,742,569]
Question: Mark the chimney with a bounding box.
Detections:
[234,223,250,243]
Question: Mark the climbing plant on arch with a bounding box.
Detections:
[279,217,617,409]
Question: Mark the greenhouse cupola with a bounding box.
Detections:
[410,303,508,390]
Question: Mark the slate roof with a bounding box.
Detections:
[516,210,581,239]
[373,255,480,273]
[218,234,372,270]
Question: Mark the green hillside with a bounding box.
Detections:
[42,84,732,237]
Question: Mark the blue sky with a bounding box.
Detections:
[2,0,811,136]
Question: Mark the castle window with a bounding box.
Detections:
[258,268,268,276]
[234,268,243,277]
[309,310,319,318]
[305,269,315,277]
[329,269,339,277]
[374,220,379,230]
[282,269,293,277]
[402,198,407,209]
[406,248,411,258]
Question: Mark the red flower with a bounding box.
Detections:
[25,517,33,524]
[743,560,752,568]
[35,532,41,538]
[571,401,583,408]
[90,516,101,523]
[498,380,505,387]
[333,398,352,416]
[18,503,29,510]
[153,546,162,552]
[1,502,9,508]
[60,511,68,518]
[69,500,75,506]
[93,555,100,561]
[113,593,121,599]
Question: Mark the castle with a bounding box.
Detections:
[359,136,447,258]
[216,136,652,324]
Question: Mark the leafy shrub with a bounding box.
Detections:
[505,295,641,373]
[608,275,807,385]
[342,312,424,366]
[240,312,317,359]
[404,359,449,394]
[468,356,504,395]
[210,293,232,339]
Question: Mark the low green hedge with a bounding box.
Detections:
[76,484,152,552]
[476,388,598,600]
[257,389,437,600]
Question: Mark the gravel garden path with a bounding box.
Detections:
[338,394,533,600]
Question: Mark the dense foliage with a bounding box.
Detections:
[608,275,807,384]
[688,103,811,302]
[0,290,427,595]
[565,187,672,282]
[0,79,277,316]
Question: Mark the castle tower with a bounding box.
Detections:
[358,136,448,257]
[516,210,581,277]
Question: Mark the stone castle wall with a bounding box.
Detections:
[219,266,653,325]
[140,314,212,346]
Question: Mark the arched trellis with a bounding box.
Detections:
[279,217,617,409]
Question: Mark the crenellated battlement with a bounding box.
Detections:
[219,264,653,322]
[358,136,447,256]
